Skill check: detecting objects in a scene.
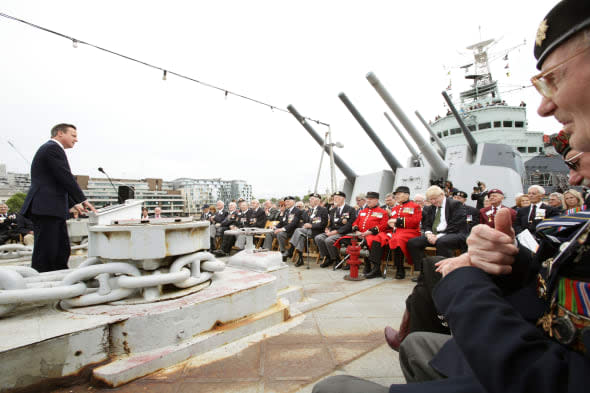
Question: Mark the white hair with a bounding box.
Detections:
[528,185,545,195]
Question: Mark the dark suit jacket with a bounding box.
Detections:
[328,204,356,234]
[514,203,559,234]
[422,198,467,235]
[464,205,480,233]
[212,209,228,225]
[246,208,267,228]
[21,141,86,220]
[305,205,329,237]
[276,206,302,235]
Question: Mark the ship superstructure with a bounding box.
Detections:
[430,39,544,162]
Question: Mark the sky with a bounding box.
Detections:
[0,0,561,198]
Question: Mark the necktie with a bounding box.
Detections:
[529,204,537,222]
[432,207,441,234]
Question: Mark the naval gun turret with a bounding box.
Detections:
[366,71,524,206]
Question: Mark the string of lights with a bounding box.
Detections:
[0,11,331,127]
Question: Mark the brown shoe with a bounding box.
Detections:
[384,326,403,351]
[384,309,410,351]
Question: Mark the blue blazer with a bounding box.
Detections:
[21,141,86,220]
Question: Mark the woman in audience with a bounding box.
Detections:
[515,194,531,209]
[563,189,585,214]
[548,192,565,211]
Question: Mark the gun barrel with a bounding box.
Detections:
[442,91,478,156]
[383,112,419,160]
[338,93,403,172]
[287,105,357,183]
[366,72,448,179]
[415,110,446,158]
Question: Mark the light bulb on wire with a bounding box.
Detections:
[163,70,167,81]
[72,39,78,48]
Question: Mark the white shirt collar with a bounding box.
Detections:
[50,138,65,150]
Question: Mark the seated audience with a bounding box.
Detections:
[234,199,266,249]
[263,196,302,261]
[315,191,356,268]
[452,190,480,233]
[514,185,560,235]
[478,188,516,228]
[407,185,467,276]
[563,189,585,214]
[289,193,328,267]
[548,192,565,211]
[216,200,249,256]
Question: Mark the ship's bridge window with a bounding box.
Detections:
[515,121,524,128]
[437,132,442,138]
[528,147,537,153]
[443,130,449,137]
[451,128,461,135]
[479,122,491,130]
[494,121,501,127]
[468,125,476,132]
[503,121,513,127]
[517,147,526,153]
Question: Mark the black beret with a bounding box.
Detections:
[202,204,210,208]
[308,193,321,199]
[393,186,410,195]
[534,0,590,69]
[283,196,295,201]
[452,191,468,198]
[366,191,380,199]
[332,191,346,198]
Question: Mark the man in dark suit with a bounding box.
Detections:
[315,191,356,268]
[452,191,480,233]
[234,199,267,250]
[407,185,467,275]
[21,124,95,272]
[289,193,328,267]
[209,200,228,251]
[478,188,516,228]
[514,185,559,235]
[263,196,303,261]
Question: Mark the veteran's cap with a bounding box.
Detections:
[366,191,380,199]
[488,189,504,196]
[393,186,410,195]
[534,0,590,69]
[332,191,346,198]
[453,190,468,198]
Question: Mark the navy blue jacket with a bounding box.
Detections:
[21,141,86,220]
[389,265,589,393]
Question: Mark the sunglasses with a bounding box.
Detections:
[531,46,590,99]
[564,151,584,171]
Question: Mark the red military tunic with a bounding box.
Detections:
[376,200,422,265]
[479,205,516,228]
[336,206,390,249]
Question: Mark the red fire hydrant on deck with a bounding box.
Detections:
[344,234,365,281]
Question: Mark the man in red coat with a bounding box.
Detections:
[478,188,516,228]
[385,186,422,279]
[348,191,390,279]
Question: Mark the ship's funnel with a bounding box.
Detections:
[415,110,446,158]
[287,105,357,184]
[384,112,419,161]
[338,93,403,173]
[366,72,448,179]
[442,91,478,156]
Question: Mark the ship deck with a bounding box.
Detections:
[50,257,413,393]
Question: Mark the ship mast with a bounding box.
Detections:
[460,39,500,107]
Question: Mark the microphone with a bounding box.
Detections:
[98,167,123,204]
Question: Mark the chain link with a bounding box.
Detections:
[0,251,225,316]
[0,244,33,260]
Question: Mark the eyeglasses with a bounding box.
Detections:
[531,46,590,99]
[564,151,584,171]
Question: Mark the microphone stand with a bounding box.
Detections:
[98,167,123,204]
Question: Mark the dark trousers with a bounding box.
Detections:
[221,234,236,253]
[31,214,70,272]
[407,233,466,273]
[406,256,450,335]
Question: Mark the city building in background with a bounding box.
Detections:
[0,163,253,217]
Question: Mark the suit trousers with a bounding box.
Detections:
[314,233,342,260]
[407,233,465,272]
[290,227,312,252]
[263,230,290,253]
[312,332,448,392]
[31,214,70,272]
